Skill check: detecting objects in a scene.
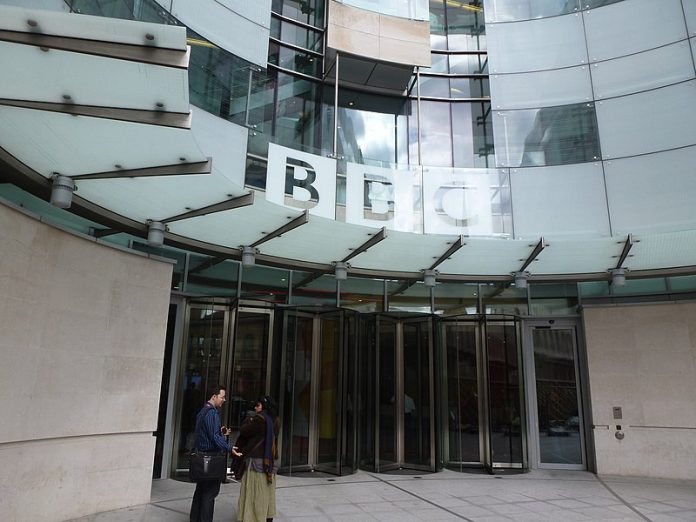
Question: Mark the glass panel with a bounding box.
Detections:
[378,319,398,467]
[578,281,609,297]
[420,76,451,98]
[281,314,314,469]
[604,146,696,235]
[422,166,512,236]
[446,1,486,51]
[486,14,587,73]
[268,42,321,77]
[273,0,325,27]
[317,316,340,467]
[339,276,385,312]
[241,265,289,303]
[591,41,694,100]
[435,282,479,315]
[529,284,579,315]
[596,81,696,161]
[491,66,592,110]
[611,278,668,296]
[403,321,432,467]
[358,315,376,469]
[444,323,480,466]
[176,306,226,470]
[228,311,270,436]
[494,102,601,168]
[533,328,582,465]
[420,100,453,167]
[510,162,610,238]
[388,281,432,313]
[487,322,523,465]
[450,53,488,74]
[584,0,686,63]
[485,0,580,23]
[429,0,448,50]
[185,255,240,297]
[669,275,696,293]
[482,283,527,315]
[276,17,323,52]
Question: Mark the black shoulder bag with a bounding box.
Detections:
[230,437,264,482]
[189,406,228,482]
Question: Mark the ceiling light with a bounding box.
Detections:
[334,262,349,281]
[423,269,438,288]
[147,221,167,247]
[242,246,257,268]
[610,268,626,287]
[50,174,75,209]
[513,271,528,289]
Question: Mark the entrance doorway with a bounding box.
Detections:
[524,320,586,470]
[278,308,358,475]
[440,316,525,471]
[359,314,436,473]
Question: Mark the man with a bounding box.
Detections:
[190,384,231,522]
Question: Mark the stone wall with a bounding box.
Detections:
[583,302,696,479]
[0,202,173,521]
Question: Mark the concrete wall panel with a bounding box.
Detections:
[583,303,696,480]
[0,202,173,521]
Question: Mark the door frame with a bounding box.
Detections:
[523,318,586,470]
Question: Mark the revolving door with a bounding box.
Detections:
[358,314,436,473]
[440,315,526,471]
[278,308,358,475]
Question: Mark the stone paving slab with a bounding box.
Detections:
[69,470,696,522]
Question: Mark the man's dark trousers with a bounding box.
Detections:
[190,479,221,522]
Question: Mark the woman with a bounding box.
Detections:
[233,396,280,522]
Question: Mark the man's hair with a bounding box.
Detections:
[208,384,226,398]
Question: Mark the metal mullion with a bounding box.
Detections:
[271,11,326,33]
[428,318,436,470]
[268,37,324,58]
[309,315,321,469]
[396,321,405,466]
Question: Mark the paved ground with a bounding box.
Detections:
[70,469,696,521]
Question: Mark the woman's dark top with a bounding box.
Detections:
[235,413,280,459]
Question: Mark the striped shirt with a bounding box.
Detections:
[194,403,231,453]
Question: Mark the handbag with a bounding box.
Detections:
[189,450,227,482]
[230,438,264,482]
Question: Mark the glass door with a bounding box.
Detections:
[525,322,585,470]
[485,318,525,469]
[173,303,230,473]
[278,308,357,475]
[376,316,399,471]
[227,308,273,439]
[402,318,435,470]
[441,320,482,470]
[280,312,315,473]
[315,311,341,474]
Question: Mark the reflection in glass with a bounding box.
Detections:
[449,53,489,74]
[378,320,397,466]
[530,284,579,315]
[176,306,225,470]
[494,102,601,168]
[281,315,314,469]
[228,312,269,434]
[272,0,325,27]
[487,322,523,465]
[533,329,582,465]
[420,101,453,166]
[486,0,581,23]
[445,323,480,467]
[403,322,432,467]
[446,0,486,51]
[317,316,340,466]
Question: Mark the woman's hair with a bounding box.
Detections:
[257,395,278,418]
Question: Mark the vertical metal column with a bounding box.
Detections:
[333,52,340,157]
[416,66,422,165]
